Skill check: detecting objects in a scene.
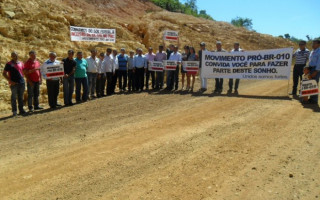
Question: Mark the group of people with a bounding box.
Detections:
[2,40,320,116]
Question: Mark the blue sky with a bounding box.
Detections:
[185,0,319,40]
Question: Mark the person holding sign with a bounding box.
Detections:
[24,50,43,111]
[86,49,99,99]
[3,52,26,116]
[307,40,320,104]
[155,45,167,90]
[62,50,76,106]
[186,47,198,92]
[199,42,207,92]
[301,66,311,103]
[145,47,156,90]
[166,46,182,91]
[228,42,244,94]
[134,48,147,92]
[128,51,135,92]
[181,46,190,90]
[214,41,226,93]
[74,51,89,103]
[117,48,129,92]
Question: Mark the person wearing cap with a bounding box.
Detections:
[74,51,89,103]
[199,42,207,92]
[111,49,119,94]
[307,39,320,104]
[167,45,182,91]
[41,52,62,109]
[62,50,76,106]
[155,45,167,89]
[23,50,43,111]
[128,51,135,92]
[145,47,156,90]
[86,49,99,99]
[103,48,115,96]
[290,40,310,96]
[229,42,244,94]
[214,41,226,93]
[96,52,106,97]
[117,48,129,92]
[3,52,26,116]
[134,48,147,92]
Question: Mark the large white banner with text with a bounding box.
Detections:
[70,26,116,43]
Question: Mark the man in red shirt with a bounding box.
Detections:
[23,51,43,111]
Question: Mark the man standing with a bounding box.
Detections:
[86,49,99,99]
[128,51,135,92]
[62,50,76,106]
[96,52,106,98]
[103,48,114,96]
[229,42,244,94]
[214,41,226,93]
[23,50,43,111]
[111,49,119,94]
[145,47,156,90]
[290,41,310,96]
[74,51,88,103]
[199,42,207,92]
[307,40,320,104]
[42,52,61,109]
[155,45,167,90]
[134,48,147,92]
[117,48,129,92]
[167,46,182,91]
[3,52,26,116]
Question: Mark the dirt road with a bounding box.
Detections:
[0,79,319,200]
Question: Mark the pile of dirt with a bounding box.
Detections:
[0,0,296,111]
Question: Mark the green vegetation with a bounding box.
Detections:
[230,17,253,30]
[278,33,320,44]
[150,0,213,20]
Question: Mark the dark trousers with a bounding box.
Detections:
[128,69,135,91]
[166,66,179,90]
[292,64,305,94]
[75,77,88,102]
[118,70,128,90]
[229,79,240,91]
[106,72,113,95]
[111,70,119,93]
[156,71,164,89]
[96,73,106,97]
[63,75,74,105]
[135,68,145,90]
[146,69,155,89]
[215,78,223,90]
[27,81,40,109]
[310,68,320,103]
[10,83,25,113]
[46,79,60,108]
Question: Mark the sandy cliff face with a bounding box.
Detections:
[0,0,295,111]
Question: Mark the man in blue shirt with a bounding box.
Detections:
[74,51,89,103]
[307,40,320,104]
[134,48,147,92]
[117,48,129,92]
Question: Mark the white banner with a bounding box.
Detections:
[163,60,178,71]
[201,48,293,80]
[41,64,64,79]
[182,61,199,72]
[70,26,116,43]
[163,30,179,41]
[300,80,319,97]
[149,61,164,72]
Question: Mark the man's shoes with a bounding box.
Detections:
[12,112,17,117]
[308,99,318,104]
[56,104,62,107]
[289,91,297,95]
[227,89,232,94]
[234,90,239,94]
[19,110,27,115]
[34,106,43,110]
[28,107,34,112]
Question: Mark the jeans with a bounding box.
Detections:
[27,81,40,109]
[96,73,106,97]
[106,72,113,95]
[118,70,128,90]
[146,69,155,89]
[215,78,223,90]
[166,65,179,90]
[75,77,88,102]
[156,71,164,89]
[200,68,207,89]
[10,82,25,113]
[63,75,74,105]
[292,64,305,94]
[135,68,145,90]
[229,79,240,91]
[46,80,60,108]
[87,72,97,97]
[310,69,320,103]
[128,69,135,91]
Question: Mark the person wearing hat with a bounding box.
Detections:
[214,41,226,93]
[229,42,244,94]
[307,39,320,104]
[199,42,207,92]
[145,47,156,90]
[62,50,76,106]
[290,40,310,96]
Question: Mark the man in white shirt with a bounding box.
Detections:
[86,49,99,99]
[96,52,106,97]
[229,42,244,94]
[103,48,114,96]
[145,47,156,90]
[111,49,119,94]
[155,45,167,89]
[166,46,182,91]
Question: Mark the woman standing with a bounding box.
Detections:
[181,45,190,90]
[186,46,198,92]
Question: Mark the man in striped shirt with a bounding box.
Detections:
[290,40,310,95]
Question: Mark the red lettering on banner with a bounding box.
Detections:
[302,89,319,95]
[46,72,64,77]
[152,67,164,70]
[166,36,178,40]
